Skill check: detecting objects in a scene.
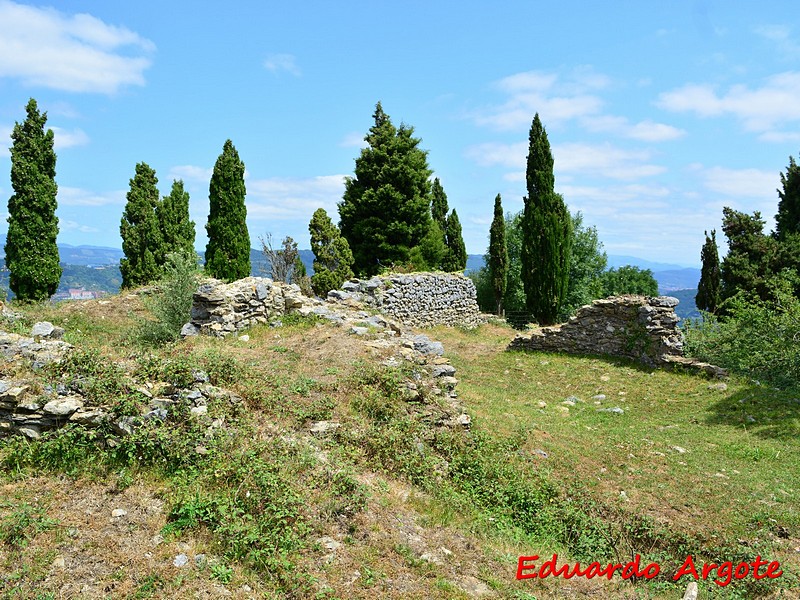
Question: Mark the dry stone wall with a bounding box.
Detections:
[332,273,484,328]
[508,295,726,376]
[183,273,483,336]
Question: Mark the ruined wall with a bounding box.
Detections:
[508,296,685,367]
[182,273,483,336]
[331,273,484,328]
[180,277,307,337]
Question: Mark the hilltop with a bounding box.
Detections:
[0,287,796,598]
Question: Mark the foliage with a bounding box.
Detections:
[430,177,449,234]
[120,162,163,289]
[488,194,508,315]
[476,209,606,325]
[719,207,778,305]
[308,208,354,296]
[157,179,195,260]
[775,154,800,241]
[696,229,721,313]
[5,98,62,301]
[0,502,58,549]
[136,251,200,346]
[205,140,250,282]
[472,211,528,326]
[559,211,607,319]
[520,114,572,325]
[442,209,467,271]
[684,272,800,389]
[339,102,433,276]
[599,265,658,297]
[260,234,300,284]
[409,219,446,271]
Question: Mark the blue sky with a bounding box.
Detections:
[1,1,799,267]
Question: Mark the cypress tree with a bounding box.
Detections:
[431,178,449,247]
[157,179,196,260]
[488,194,508,315]
[339,102,432,275]
[520,113,572,325]
[775,155,800,241]
[309,208,354,296]
[120,162,163,288]
[443,209,467,271]
[205,140,250,281]
[696,230,721,313]
[5,98,61,301]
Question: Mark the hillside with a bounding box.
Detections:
[0,291,797,598]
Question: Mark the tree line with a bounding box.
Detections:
[6,98,655,320]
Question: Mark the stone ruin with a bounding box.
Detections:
[182,272,483,336]
[508,295,726,376]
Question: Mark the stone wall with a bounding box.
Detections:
[182,273,483,336]
[181,277,307,337]
[332,273,484,328]
[508,295,687,367]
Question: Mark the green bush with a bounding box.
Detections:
[136,251,199,346]
[684,274,800,389]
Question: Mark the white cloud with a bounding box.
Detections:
[263,53,301,76]
[554,143,666,180]
[464,141,666,182]
[694,165,778,198]
[0,0,154,93]
[657,72,800,138]
[247,175,346,220]
[470,68,606,131]
[755,24,800,57]
[339,131,367,148]
[471,68,685,143]
[60,219,100,233]
[463,142,527,169]
[168,165,214,186]
[58,186,125,207]
[51,127,89,149]
[584,115,686,142]
[0,124,89,155]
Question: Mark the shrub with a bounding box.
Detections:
[684,273,800,389]
[136,251,199,346]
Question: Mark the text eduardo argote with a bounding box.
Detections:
[516,553,783,587]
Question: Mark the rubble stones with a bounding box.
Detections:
[31,321,65,340]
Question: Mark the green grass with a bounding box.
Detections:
[0,299,798,598]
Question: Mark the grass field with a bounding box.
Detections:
[0,297,797,599]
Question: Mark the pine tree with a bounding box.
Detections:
[5,98,61,301]
[309,208,354,296]
[775,155,800,241]
[520,113,572,325]
[205,140,250,281]
[157,179,195,260]
[696,230,721,313]
[488,194,508,315]
[442,210,467,271]
[339,102,433,275]
[120,162,163,288]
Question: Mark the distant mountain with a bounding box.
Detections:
[606,255,698,271]
[667,289,701,320]
[58,243,124,266]
[654,269,701,293]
